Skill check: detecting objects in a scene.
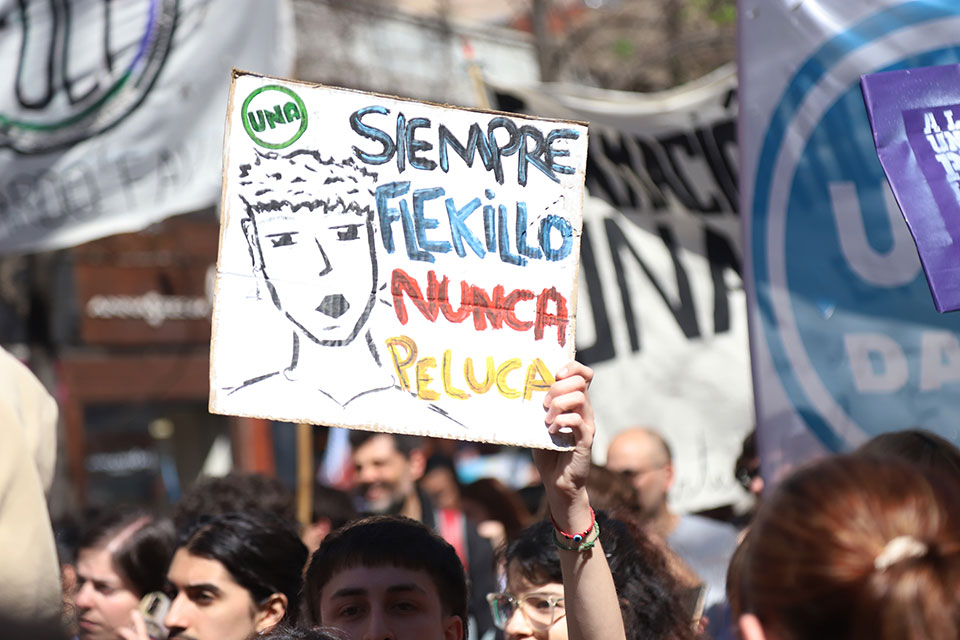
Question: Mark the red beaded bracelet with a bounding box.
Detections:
[550,507,596,544]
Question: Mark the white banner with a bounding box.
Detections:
[0,0,295,255]
[740,1,960,483]
[495,67,753,512]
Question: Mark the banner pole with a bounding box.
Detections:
[462,37,491,110]
[296,423,313,527]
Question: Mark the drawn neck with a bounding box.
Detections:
[283,330,394,405]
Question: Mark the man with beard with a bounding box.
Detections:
[349,431,497,640]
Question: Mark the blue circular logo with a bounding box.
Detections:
[752,3,960,450]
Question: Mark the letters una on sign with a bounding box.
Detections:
[210,71,588,449]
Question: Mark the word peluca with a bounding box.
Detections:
[384,334,555,402]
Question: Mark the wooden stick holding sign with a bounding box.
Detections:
[209,70,589,450]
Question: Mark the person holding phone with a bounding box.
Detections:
[74,510,174,640]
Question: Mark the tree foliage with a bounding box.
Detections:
[534,0,736,91]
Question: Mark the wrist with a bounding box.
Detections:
[546,488,592,533]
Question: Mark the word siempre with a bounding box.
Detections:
[350,106,580,186]
[384,335,556,401]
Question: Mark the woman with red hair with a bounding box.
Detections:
[733,454,960,640]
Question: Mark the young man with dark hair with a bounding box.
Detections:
[303,515,467,640]
[348,430,497,638]
[161,510,309,640]
[305,362,629,640]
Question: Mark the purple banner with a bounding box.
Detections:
[862,65,960,312]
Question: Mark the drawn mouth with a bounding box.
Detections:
[317,294,349,318]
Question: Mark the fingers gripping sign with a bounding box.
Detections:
[532,362,627,640]
[536,361,596,523]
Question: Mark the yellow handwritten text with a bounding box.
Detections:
[384,335,555,401]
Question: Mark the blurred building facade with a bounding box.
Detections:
[1,0,539,517]
[3,0,738,516]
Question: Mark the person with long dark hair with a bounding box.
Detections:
[495,511,694,640]
[488,362,690,640]
[162,510,309,640]
[75,509,174,640]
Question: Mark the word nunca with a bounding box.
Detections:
[384,335,555,402]
[391,268,569,346]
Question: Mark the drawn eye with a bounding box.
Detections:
[336,225,360,241]
[267,232,298,247]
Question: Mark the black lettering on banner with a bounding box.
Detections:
[636,135,701,212]
[604,218,700,352]
[491,88,743,367]
[58,160,100,221]
[155,148,184,201]
[584,121,741,217]
[704,226,741,334]
[659,131,724,214]
[586,132,662,211]
[574,222,615,366]
[696,123,738,211]
[711,119,739,189]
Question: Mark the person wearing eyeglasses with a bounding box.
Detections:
[606,427,739,640]
[301,362,633,640]
[490,509,694,640]
[486,363,694,640]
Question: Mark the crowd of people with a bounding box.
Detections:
[3,357,960,640]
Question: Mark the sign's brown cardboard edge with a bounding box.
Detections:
[209,72,239,416]
[566,126,589,365]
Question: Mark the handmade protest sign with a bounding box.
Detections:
[209,71,588,449]
[862,64,960,313]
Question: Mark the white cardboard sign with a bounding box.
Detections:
[210,71,588,449]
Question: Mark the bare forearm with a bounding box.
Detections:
[538,362,624,640]
[547,488,627,640]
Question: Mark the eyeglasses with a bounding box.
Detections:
[736,465,760,490]
[617,464,666,481]
[486,591,565,631]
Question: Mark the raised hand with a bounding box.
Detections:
[535,361,595,532]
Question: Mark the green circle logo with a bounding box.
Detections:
[241,85,308,149]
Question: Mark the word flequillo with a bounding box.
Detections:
[350,106,580,186]
[385,335,555,401]
[391,268,569,347]
[376,182,574,265]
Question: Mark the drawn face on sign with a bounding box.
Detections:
[240,150,379,346]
